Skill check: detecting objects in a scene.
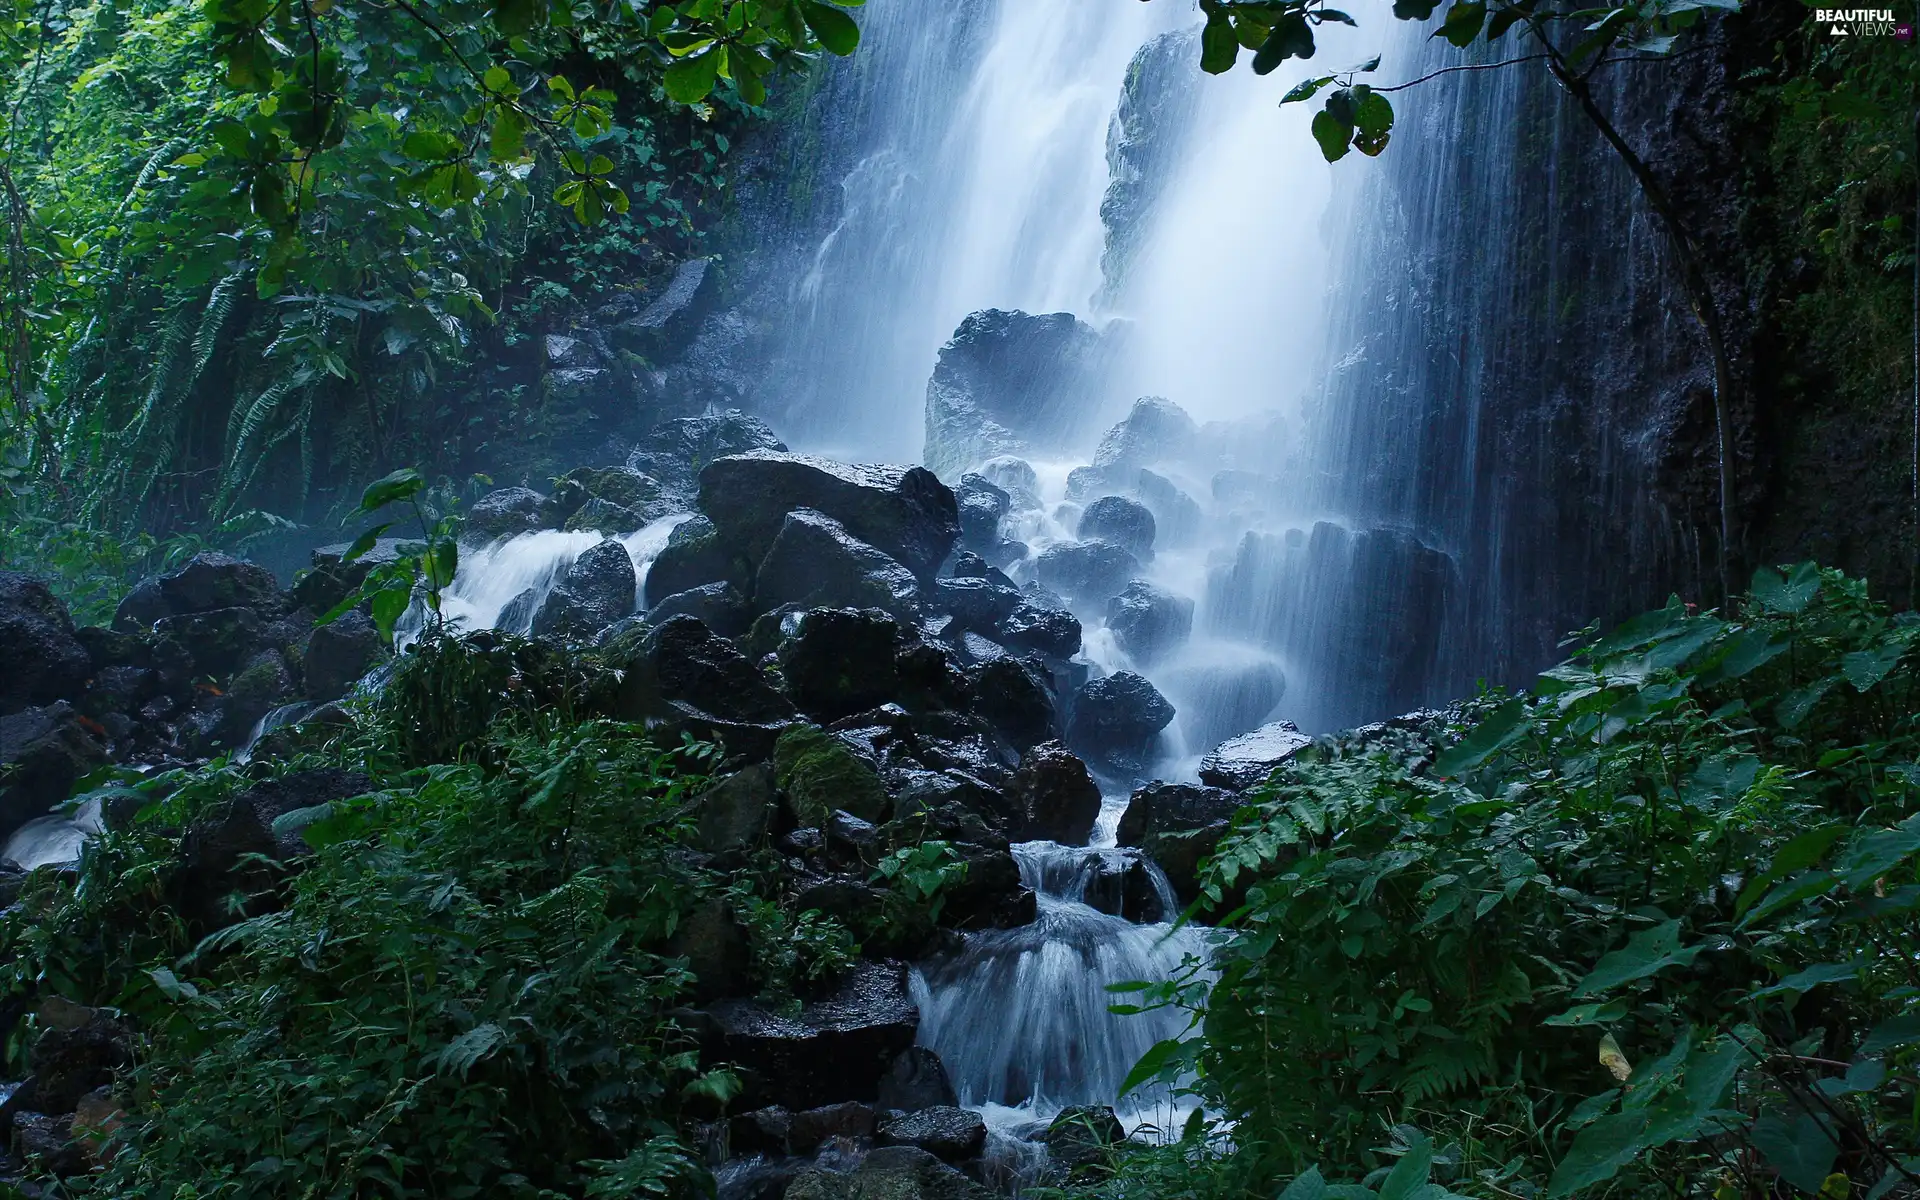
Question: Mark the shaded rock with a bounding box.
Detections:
[1159,657,1287,754]
[933,577,1023,636]
[775,610,905,722]
[609,257,718,357]
[887,770,1010,848]
[1199,719,1312,791]
[1077,496,1155,561]
[789,1101,877,1154]
[940,844,1036,929]
[627,410,787,492]
[704,962,919,1110]
[695,764,777,854]
[303,611,381,702]
[646,615,794,724]
[786,1145,993,1200]
[1091,396,1195,472]
[670,898,751,1003]
[894,640,971,714]
[877,1106,987,1162]
[1043,1105,1125,1172]
[645,515,752,607]
[0,703,107,840]
[11,1110,82,1177]
[967,657,1056,752]
[171,768,374,930]
[954,474,1010,551]
[1117,781,1240,847]
[564,496,644,534]
[923,309,1107,480]
[0,574,91,717]
[1134,469,1203,544]
[215,649,295,747]
[497,587,541,636]
[1011,742,1101,845]
[1067,673,1174,772]
[700,451,960,581]
[645,582,749,639]
[1105,581,1193,667]
[976,456,1041,509]
[467,486,547,537]
[29,1010,129,1115]
[531,539,636,641]
[774,724,888,826]
[153,606,262,676]
[157,551,283,616]
[877,1047,959,1112]
[756,510,921,619]
[1035,541,1139,608]
[111,578,170,633]
[995,603,1081,659]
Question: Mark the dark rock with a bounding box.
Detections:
[995,602,1081,659]
[495,587,540,636]
[1067,673,1174,773]
[1116,781,1240,847]
[756,510,922,618]
[645,515,753,606]
[704,962,919,1110]
[923,309,1108,479]
[1105,581,1192,667]
[670,898,751,1003]
[29,1010,129,1115]
[967,657,1056,752]
[1077,496,1156,561]
[887,770,1010,847]
[216,649,295,747]
[627,410,787,492]
[0,574,91,717]
[940,844,1036,929]
[700,451,960,581]
[954,474,1010,551]
[171,769,374,929]
[1010,742,1102,845]
[788,1101,877,1154]
[787,1145,993,1200]
[1076,851,1168,924]
[564,496,645,534]
[933,577,1023,636]
[467,486,547,537]
[157,551,283,616]
[1198,720,1312,791]
[877,1047,959,1112]
[695,764,776,853]
[646,615,794,724]
[0,703,106,840]
[1042,1105,1125,1172]
[531,539,636,641]
[557,466,678,526]
[1091,396,1195,472]
[776,609,904,721]
[1134,469,1203,544]
[1035,541,1139,608]
[10,1110,82,1176]
[894,641,971,714]
[610,257,718,356]
[774,724,888,826]
[111,578,170,633]
[793,873,887,928]
[303,611,381,702]
[153,606,262,676]
[826,809,881,861]
[645,582,749,639]
[877,1106,987,1162]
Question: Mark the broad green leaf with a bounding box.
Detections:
[1548,1109,1649,1196]
[1392,0,1440,16]
[435,1022,507,1077]
[1835,818,1920,889]
[1737,825,1847,916]
[1374,1135,1432,1200]
[1282,76,1335,104]
[358,468,425,512]
[1433,699,1528,776]
[1119,1037,1195,1098]
[1200,12,1239,73]
[1842,641,1904,691]
[664,50,721,103]
[1749,960,1863,1000]
[1776,679,1833,729]
[1749,1111,1839,1194]
[1279,1168,1328,1200]
[1251,14,1314,73]
[341,522,393,563]
[1859,1014,1920,1054]
[1751,562,1821,614]
[1738,871,1838,929]
[1573,920,1703,997]
[1435,0,1488,45]
[800,2,859,55]
[1310,109,1352,162]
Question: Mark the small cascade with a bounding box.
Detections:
[2,794,104,871]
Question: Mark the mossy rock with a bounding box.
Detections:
[774,724,889,826]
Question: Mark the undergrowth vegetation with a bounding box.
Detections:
[1091,565,1920,1200]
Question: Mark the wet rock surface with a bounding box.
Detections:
[703,962,920,1111]
[700,452,960,581]
[1200,719,1312,791]
[1067,672,1174,774]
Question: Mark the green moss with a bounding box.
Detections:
[772,723,889,826]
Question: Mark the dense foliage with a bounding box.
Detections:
[1094,566,1920,1199]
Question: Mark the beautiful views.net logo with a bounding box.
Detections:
[1813,7,1914,37]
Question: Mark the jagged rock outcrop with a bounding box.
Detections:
[1105,580,1192,666]
[922,309,1109,479]
[755,510,923,618]
[701,452,960,581]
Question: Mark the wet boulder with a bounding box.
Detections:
[774,724,889,826]
[157,551,283,616]
[1067,672,1174,773]
[1076,496,1156,561]
[1105,580,1192,667]
[0,703,107,841]
[923,309,1107,480]
[976,455,1041,510]
[466,486,547,538]
[153,606,263,676]
[670,898,752,1003]
[1199,719,1312,791]
[933,577,1023,636]
[703,961,920,1110]
[1043,1105,1126,1172]
[755,510,922,619]
[626,408,786,494]
[644,581,749,639]
[878,1106,987,1162]
[967,656,1056,752]
[644,514,753,606]
[303,610,382,702]
[171,769,375,930]
[787,1145,993,1200]
[877,1047,959,1112]
[996,602,1081,659]
[1035,541,1139,609]
[1091,396,1195,472]
[646,615,795,725]
[0,574,91,716]
[1134,469,1204,544]
[1117,781,1242,903]
[694,764,777,854]
[953,473,1010,551]
[27,1003,131,1115]
[531,539,636,641]
[564,497,645,534]
[700,451,960,581]
[1011,741,1102,845]
[939,843,1036,929]
[774,608,905,721]
[608,257,719,355]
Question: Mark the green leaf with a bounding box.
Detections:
[370,582,414,644]
[1738,871,1838,929]
[1278,1168,1328,1200]
[1433,698,1528,776]
[1251,14,1314,73]
[358,468,425,513]
[423,538,459,591]
[1573,920,1703,997]
[1776,679,1833,729]
[1549,1109,1650,1196]
[1435,0,1488,45]
[1200,11,1239,73]
[435,1022,507,1077]
[1836,818,1920,889]
[800,1,859,54]
[1375,1136,1433,1200]
[1310,109,1353,162]
[1859,1014,1920,1054]
[1751,562,1821,614]
[1737,825,1847,916]
[1842,641,1904,691]
[492,0,542,35]
[1282,75,1336,104]
[664,50,721,103]
[1750,960,1863,1000]
[1749,1111,1839,1194]
[1119,1037,1195,1098]
[1392,0,1440,16]
[341,522,393,563]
